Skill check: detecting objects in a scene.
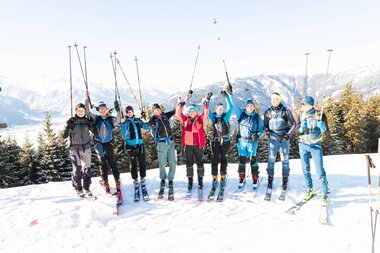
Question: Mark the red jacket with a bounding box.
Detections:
[176,103,208,148]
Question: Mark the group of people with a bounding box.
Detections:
[62,86,329,206]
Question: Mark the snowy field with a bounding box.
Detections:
[1,154,379,253]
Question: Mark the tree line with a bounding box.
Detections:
[0,83,379,188]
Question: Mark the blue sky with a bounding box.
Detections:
[0,0,379,91]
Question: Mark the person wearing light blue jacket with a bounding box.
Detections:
[120,105,149,198]
[228,90,264,189]
[208,92,233,190]
[298,96,329,207]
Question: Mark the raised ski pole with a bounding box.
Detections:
[365,154,377,253]
[68,45,73,117]
[83,46,88,85]
[304,52,310,97]
[189,45,201,92]
[134,56,144,110]
[116,57,142,111]
[110,51,123,117]
[213,18,232,89]
[320,49,333,119]
[74,43,93,108]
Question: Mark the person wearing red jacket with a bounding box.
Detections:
[176,96,209,191]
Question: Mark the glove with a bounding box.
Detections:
[141,111,146,120]
[114,101,120,112]
[252,133,259,140]
[281,134,289,141]
[179,101,186,106]
[226,83,233,94]
[220,90,228,97]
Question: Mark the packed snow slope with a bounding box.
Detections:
[1,154,379,253]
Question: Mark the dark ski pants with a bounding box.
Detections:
[95,142,120,182]
[126,144,147,180]
[70,147,92,190]
[184,145,204,178]
[211,141,230,176]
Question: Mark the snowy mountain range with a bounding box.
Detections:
[1,66,379,128]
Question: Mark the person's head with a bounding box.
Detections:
[271,92,282,107]
[301,96,314,111]
[125,105,134,118]
[152,103,162,116]
[97,101,108,116]
[215,103,224,115]
[75,103,86,118]
[188,105,197,118]
[245,99,254,113]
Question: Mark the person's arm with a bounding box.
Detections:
[285,109,296,136]
[85,93,96,120]
[165,108,176,120]
[62,118,74,139]
[228,93,242,119]
[176,98,186,125]
[200,96,209,123]
[317,113,327,133]
[257,115,264,137]
[139,119,149,130]
[263,109,270,131]
[224,95,233,121]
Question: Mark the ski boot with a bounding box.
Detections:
[134,179,140,202]
[282,175,288,191]
[252,174,259,190]
[187,176,193,191]
[321,195,329,207]
[238,173,246,189]
[100,180,111,194]
[84,188,92,197]
[158,180,165,199]
[267,174,274,189]
[141,177,149,201]
[211,175,218,190]
[303,188,315,201]
[217,175,226,202]
[76,189,85,198]
[168,180,174,201]
[116,180,121,193]
[198,176,203,190]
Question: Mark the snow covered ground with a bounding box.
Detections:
[1,154,379,253]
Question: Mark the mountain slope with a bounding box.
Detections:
[0,154,378,253]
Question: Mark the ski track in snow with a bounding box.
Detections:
[0,154,379,253]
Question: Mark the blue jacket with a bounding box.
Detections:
[229,94,264,141]
[299,107,327,144]
[208,95,233,142]
[120,116,149,146]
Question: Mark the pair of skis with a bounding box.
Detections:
[134,184,150,202]
[264,187,287,202]
[207,187,225,202]
[99,180,123,216]
[157,186,174,201]
[286,192,329,225]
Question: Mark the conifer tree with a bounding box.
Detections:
[338,83,366,153]
[362,95,380,153]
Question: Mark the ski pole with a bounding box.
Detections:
[213,18,232,88]
[189,45,201,92]
[134,56,144,110]
[68,45,73,117]
[320,49,333,119]
[366,154,377,253]
[116,57,142,111]
[74,43,93,108]
[304,52,310,97]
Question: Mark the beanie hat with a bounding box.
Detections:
[152,103,161,110]
[215,103,224,110]
[188,105,197,113]
[303,96,315,106]
[245,99,254,106]
[125,105,134,113]
[75,103,86,111]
